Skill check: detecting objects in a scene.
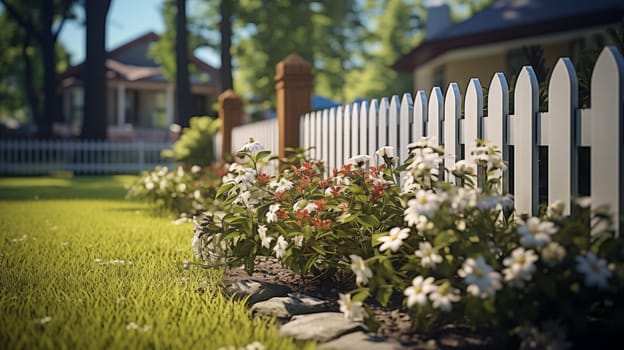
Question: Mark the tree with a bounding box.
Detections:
[344,0,425,101]
[219,0,233,91]
[81,0,111,140]
[0,0,74,138]
[175,0,191,127]
[234,0,367,104]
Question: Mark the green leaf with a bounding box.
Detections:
[311,245,328,256]
[375,285,393,306]
[434,230,459,249]
[352,288,370,302]
[255,150,272,162]
[356,215,381,229]
[216,183,235,199]
[339,213,359,224]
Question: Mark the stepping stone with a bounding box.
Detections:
[279,312,365,342]
[319,331,405,350]
[226,279,291,305]
[251,293,336,320]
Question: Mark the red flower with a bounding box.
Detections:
[296,209,311,219]
[317,181,330,190]
[371,183,387,202]
[312,218,332,230]
[313,199,328,212]
[256,173,271,184]
[277,208,288,219]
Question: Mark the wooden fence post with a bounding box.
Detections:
[274,53,313,159]
[218,89,243,159]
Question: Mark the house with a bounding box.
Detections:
[57,32,221,141]
[393,0,624,93]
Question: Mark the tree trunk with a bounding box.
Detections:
[82,0,111,140]
[37,0,56,139]
[219,0,233,91]
[175,0,191,127]
[22,33,42,133]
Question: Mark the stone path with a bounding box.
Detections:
[227,278,435,349]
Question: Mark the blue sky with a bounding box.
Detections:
[59,0,218,67]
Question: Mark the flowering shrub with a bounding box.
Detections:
[193,137,624,346]
[127,163,227,217]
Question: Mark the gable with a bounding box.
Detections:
[110,38,160,68]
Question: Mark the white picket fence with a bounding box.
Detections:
[231,118,279,155]
[225,118,279,174]
[0,139,173,174]
[300,46,624,231]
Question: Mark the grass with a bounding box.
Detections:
[0,176,313,349]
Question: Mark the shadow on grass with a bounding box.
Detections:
[0,175,137,201]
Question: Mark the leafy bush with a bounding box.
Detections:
[193,137,624,347]
[162,116,220,166]
[127,163,227,217]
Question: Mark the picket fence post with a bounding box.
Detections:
[218,89,243,160]
[275,53,313,160]
[590,47,624,234]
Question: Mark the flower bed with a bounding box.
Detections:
[193,137,624,348]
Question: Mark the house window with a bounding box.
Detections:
[125,90,138,125]
[433,65,446,88]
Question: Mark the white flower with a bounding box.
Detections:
[346,155,372,167]
[376,146,395,158]
[429,284,460,311]
[292,235,304,248]
[541,242,566,266]
[408,147,442,172]
[338,293,366,321]
[273,235,288,259]
[257,224,273,249]
[232,190,259,208]
[575,196,592,208]
[375,146,397,166]
[404,276,437,308]
[145,181,155,190]
[414,241,443,269]
[177,183,187,192]
[378,227,410,252]
[458,257,502,298]
[470,142,506,170]
[191,165,202,173]
[575,252,612,289]
[238,137,265,156]
[37,316,52,324]
[126,322,151,332]
[547,200,566,219]
[269,178,293,194]
[350,255,373,286]
[266,203,281,223]
[293,200,318,213]
[503,248,539,287]
[404,190,439,220]
[245,342,266,350]
[332,176,351,187]
[452,160,476,176]
[518,217,557,248]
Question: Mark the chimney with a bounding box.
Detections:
[426,3,451,39]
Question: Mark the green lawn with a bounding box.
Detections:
[0,176,312,349]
